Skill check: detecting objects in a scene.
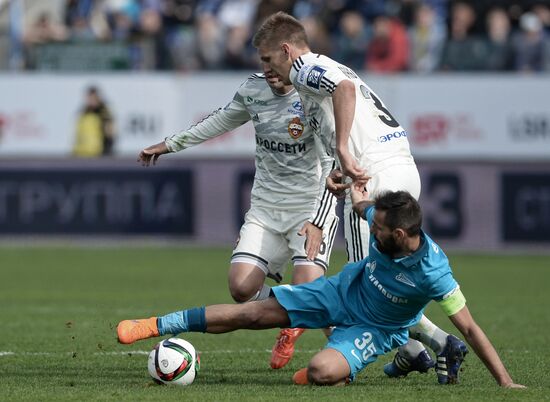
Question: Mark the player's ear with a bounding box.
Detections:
[281,43,290,58]
[393,228,406,242]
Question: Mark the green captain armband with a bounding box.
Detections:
[438,287,466,316]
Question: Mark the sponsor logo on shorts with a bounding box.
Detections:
[288,117,304,139]
[351,350,362,363]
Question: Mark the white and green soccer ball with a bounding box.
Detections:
[148,337,200,386]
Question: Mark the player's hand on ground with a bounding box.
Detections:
[337,149,368,181]
[503,383,526,389]
[137,141,169,166]
[298,222,323,261]
[326,169,349,198]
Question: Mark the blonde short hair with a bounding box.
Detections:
[252,12,309,49]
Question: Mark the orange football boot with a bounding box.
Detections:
[270,328,305,369]
[117,317,159,344]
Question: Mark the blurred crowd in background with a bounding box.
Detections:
[1,0,550,72]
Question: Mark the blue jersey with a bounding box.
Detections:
[337,206,458,331]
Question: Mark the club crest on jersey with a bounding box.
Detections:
[288,117,304,139]
[395,273,416,287]
[367,261,377,273]
[306,66,326,90]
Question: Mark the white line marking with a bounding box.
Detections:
[0,349,323,357]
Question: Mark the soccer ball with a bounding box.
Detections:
[148,338,200,386]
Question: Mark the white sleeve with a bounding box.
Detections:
[165,92,250,152]
[308,136,337,230]
[290,58,348,98]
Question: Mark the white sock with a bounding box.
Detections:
[409,315,449,354]
[399,339,427,360]
[245,284,271,302]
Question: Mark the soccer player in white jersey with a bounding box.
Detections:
[251,11,467,382]
[137,64,338,369]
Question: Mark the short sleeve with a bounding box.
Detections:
[290,60,347,98]
[428,273,459,302]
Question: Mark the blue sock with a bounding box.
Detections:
[157,307,206,335]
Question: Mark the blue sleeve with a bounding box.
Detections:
[428,271,458,302]
[422,252,458,301]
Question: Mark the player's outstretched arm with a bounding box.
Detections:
[137,141,170,167]
[449,305,525,388]
[332,80,367,181]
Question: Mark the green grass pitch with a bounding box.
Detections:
[0,247,549,401]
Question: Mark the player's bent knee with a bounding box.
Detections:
[228,263,266,303]
[229,285,256,303]
[307,363,346,385]
[307,348,350,385]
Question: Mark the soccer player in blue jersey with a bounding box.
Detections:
[117,189,524,388]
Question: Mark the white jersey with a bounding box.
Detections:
[289,52,415,176]
[165,73,336,229]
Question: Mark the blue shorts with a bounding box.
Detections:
[272,273,407,379]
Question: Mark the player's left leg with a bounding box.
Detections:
[294,348,351,386]
[383,315,468,383]
[293,324,406,385]
[229,206,292,302]
[410,315,469,384]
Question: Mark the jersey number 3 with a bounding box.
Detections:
[371,93,400,128]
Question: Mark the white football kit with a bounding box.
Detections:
[165,73,338,279]
[289,52,421,262]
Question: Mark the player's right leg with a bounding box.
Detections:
[228,261,270,303]
[270,262,325,369]
[270,213,339,369]
[117,297,291,344]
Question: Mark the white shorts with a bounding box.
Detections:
[344,163,421,262]
[231,205,339,282]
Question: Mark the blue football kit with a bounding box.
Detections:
[272,206,459,378]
